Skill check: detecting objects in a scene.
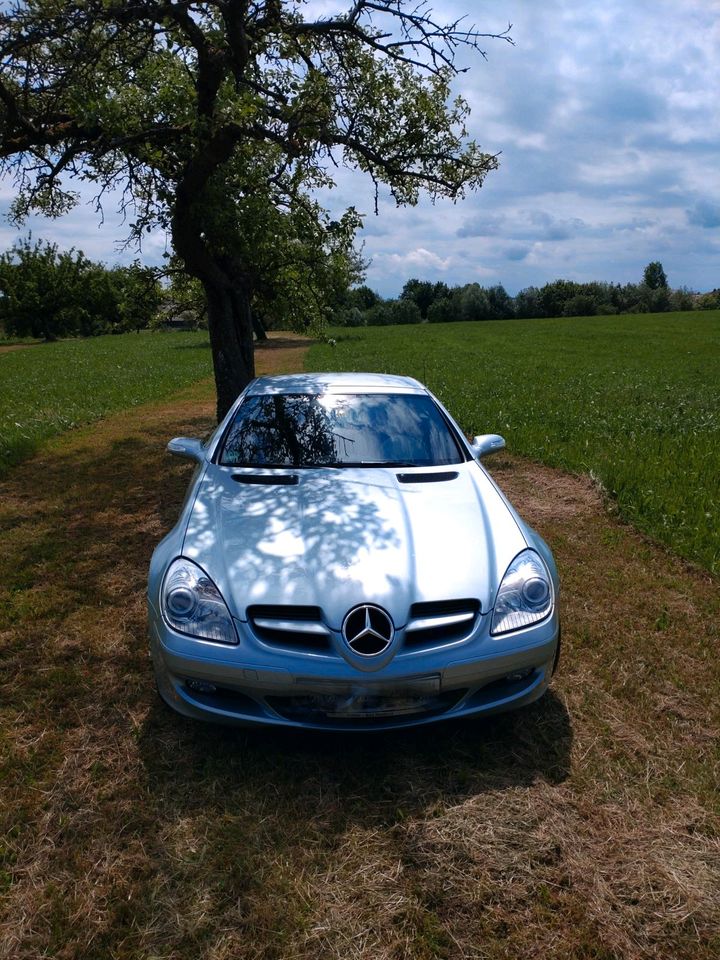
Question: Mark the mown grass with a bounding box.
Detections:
[309,311,720,574]
[0,330,213,476]
[1,349,718,958]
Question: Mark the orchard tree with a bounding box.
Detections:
[0,235,90,339]
[112,262,163,332]
[0,236,160,337]
[0,0,509,417]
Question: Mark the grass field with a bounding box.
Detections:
[0,331,213,476]
[309,312,720,574]
[1,337,718,959]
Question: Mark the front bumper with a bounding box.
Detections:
[149,601,560,731]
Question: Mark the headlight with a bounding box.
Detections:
[491,550,553,636]
[162,558,238,645]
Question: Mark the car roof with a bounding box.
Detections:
[246,372,427,395]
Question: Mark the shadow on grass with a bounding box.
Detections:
[137,692,572,834]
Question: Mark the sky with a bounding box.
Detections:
[1,0,719,297]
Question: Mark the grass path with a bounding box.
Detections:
[1,341,718,959]
[0,344,35,354]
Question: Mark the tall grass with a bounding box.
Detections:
[308,312,720,574]
[0,331,212,475]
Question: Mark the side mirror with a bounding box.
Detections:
[471,434,506,458]
[167,437,205,463]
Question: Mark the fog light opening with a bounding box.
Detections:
[505,667,533,683]
[186,678,218,694]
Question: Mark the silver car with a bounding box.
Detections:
[148,373,560,730]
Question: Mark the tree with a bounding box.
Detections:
[111,262,163,332]
[400,278,449,318]
[0,235,111,338]
[387,298,421,325]
[457,282,490,321]
[668,286,696,312]
[0,236,161,338]
[0,2,509,418]
[346,285,380,312]
[538,279,579,318]
[427,295,457,323]
[696,289,720,310]
[643,261,668,290]
[562,293,597,317]
[513,286,541,319]
[485,283,513,319]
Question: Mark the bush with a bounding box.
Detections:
[697,289,720,310]
[427,297,457,323]
[563,294,597,317]
[344,306,367,327]
[364,302,391,326]
[387,298,421,325]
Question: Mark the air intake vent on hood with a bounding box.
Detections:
[232,474,299,485]
[396,471,458,484]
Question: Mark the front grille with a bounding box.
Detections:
[266,689,465,725]
[247,605,332,651]
[403,599,480,650]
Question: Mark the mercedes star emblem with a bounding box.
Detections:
[342,604,394,657]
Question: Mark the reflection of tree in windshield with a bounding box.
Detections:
[221,394,464,467]
[222,395,338,466]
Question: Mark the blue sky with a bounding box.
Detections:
[1,0,718,297]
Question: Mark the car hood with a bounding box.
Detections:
[183,463,527,628]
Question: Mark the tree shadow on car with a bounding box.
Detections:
[137,690,572,832]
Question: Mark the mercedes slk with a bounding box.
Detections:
[148,373,560,730]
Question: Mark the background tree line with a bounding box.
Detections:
[338,262,720,327]
[0,229,363,342]
[0,236,161,339]
[3,241,718,343]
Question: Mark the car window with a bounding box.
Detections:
[219,393,466,467]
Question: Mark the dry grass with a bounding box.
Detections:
[0,342,718,960]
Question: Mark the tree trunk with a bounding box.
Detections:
[172,171,256,422]
[203,277,255,422]
[252,309,268,341]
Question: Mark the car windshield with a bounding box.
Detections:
[220,392,466,468]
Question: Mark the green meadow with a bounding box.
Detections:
[1,314,717,573]
[308,311,720,574]
[0,331,212,475]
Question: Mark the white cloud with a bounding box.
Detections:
[378,248,452,273]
